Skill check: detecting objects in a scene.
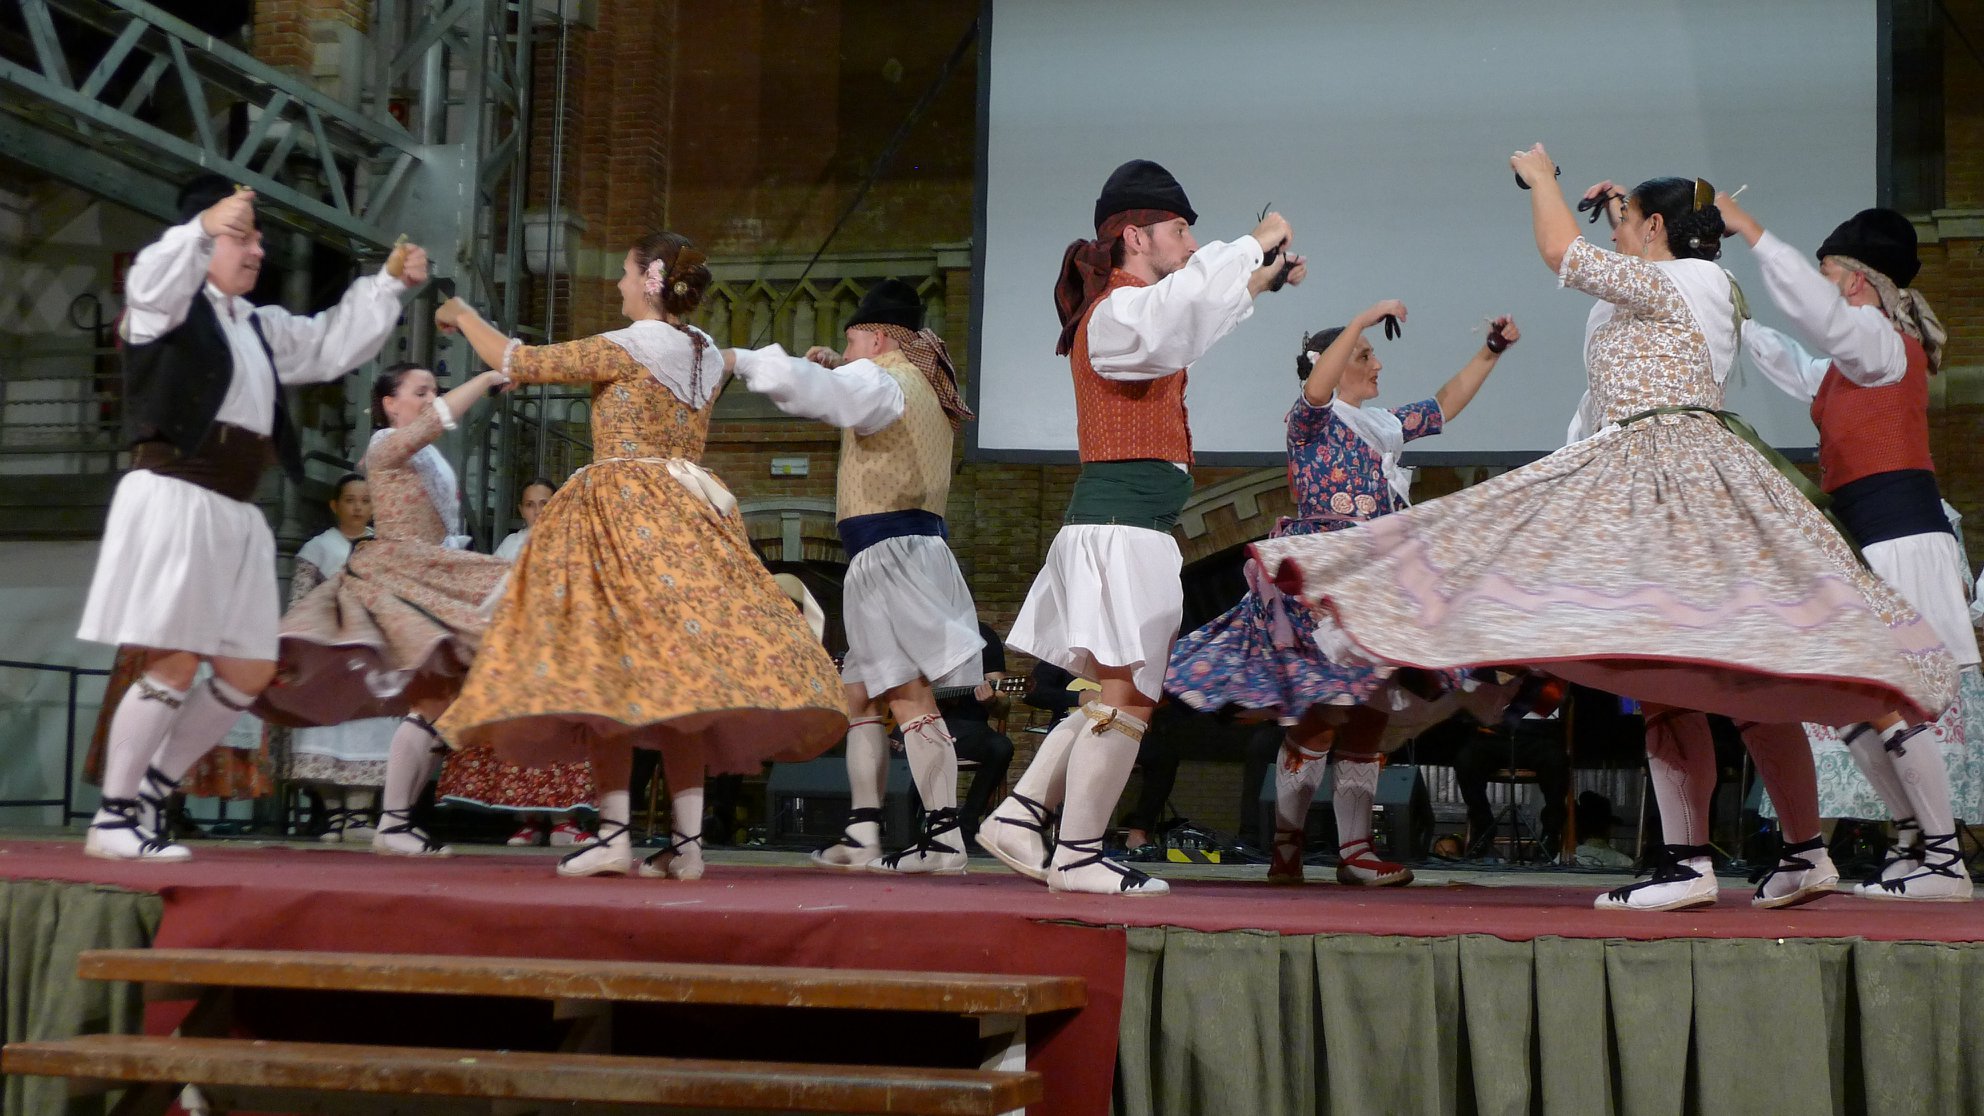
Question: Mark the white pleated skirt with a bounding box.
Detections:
[1008,524,1183,702]
[840,534,984,695]
[1865,532,1980,667]
[77,470,279,659]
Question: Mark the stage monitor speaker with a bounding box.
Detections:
[765,755,916,848]
[1256,764,1433,860]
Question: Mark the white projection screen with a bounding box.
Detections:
[970,0,1881,463]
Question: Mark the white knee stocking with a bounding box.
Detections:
[1331,753,1381,849]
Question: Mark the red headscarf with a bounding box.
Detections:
[1053,208,1182,356]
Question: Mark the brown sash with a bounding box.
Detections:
[130,423,275,502]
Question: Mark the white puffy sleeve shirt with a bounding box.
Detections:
[119,217,409,435]
[1085,236,1263,381]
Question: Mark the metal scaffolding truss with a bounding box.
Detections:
[0,0,530,284]
[0,0,421,248]
[0,0,534,545]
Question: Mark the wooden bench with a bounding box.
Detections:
[2,949,1084,1114]
[3,1034,1041,1115]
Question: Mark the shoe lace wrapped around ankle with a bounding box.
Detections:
[1750,835,1825,896]
[98,796,178,855]
[1876,831,1965,892]
[995,794,1058,868]
[1605,842,1712,903]
[880,807,961,868]
[379,808,448,854]
[562,819,629,866]
[644,830,703,873]
[829,807,883,850]
[1861,820,1924,887]
[1054,835,1158,892]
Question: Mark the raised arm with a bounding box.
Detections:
[1301,300,1404,407]
[1433,316,1517,421]
[366,371,506,470]
[1512,144,1580,273]
[119,219,221,344]
[1085,236,1265,378]
[436,299,631,385]
[1717,193,1905,388]
[1741,320,1831,402]
[252,257,417,386]
[729,345,905,435]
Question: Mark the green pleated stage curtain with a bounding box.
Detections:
[1,881,160,1115]
[1115,927,1984,1116]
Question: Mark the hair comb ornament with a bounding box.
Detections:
[1692,178,1714,212]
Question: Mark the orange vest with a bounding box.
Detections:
[1071,270,1193,464]
[1809,331,1933,492]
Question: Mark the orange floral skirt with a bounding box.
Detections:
[439,459,846,772]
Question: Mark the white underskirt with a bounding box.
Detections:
[291,717,399,763]
[840,535,983,695]
[1007,524,1184,702]
[77,470,279,659]
[1865,532,1980,667]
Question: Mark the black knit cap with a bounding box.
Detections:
[845,278,924,332]
[1093,159,1196,231]
[1816,208,1918,288]
[175,172,256,227]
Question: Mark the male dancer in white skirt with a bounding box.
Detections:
[730,280,984,874]
[1721,196,1978,900]
[77,174,421,861]
[976,159,1307,894]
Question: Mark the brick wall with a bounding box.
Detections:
[251,0,367,77]
[477,0,1984,840]
[518,0,1984,679]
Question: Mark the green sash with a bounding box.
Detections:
[1063,460,1195,532]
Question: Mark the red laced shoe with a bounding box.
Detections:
[1336,838,1412,887]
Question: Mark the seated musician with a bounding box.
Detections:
[1450,675,1572,860]
[934,620,1017,846]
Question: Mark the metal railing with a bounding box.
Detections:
[0,658,112,824]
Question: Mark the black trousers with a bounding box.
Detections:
[1453,725,1569,844]
[1118,726,1184,835]
[1237,725,1285,844]
[934,704,1014,839]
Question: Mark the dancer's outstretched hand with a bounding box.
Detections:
[1251,211,1291,256]
[434,296,474,333]
[396,244,430,286]
[806,345,845,369]
[1510,144,1557,189]
[1360,299,1407,329]
[1282,254,1308,288]
[1487,315,1520,353]
[1715,192,1762,246]
[200,187,256,240]
[1579,180,1625,227]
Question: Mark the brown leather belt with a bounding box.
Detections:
[131,423,275,502]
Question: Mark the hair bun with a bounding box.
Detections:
[668,247,709,283]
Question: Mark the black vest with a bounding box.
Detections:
[122,292,304,483]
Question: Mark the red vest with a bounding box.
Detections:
[1809,331,1933,492]
[1071,270,1193,464]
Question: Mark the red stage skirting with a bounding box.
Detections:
[7,839,1984,1114]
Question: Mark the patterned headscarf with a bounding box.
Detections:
[1825,255,1948,375]
[873,324,973,430]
